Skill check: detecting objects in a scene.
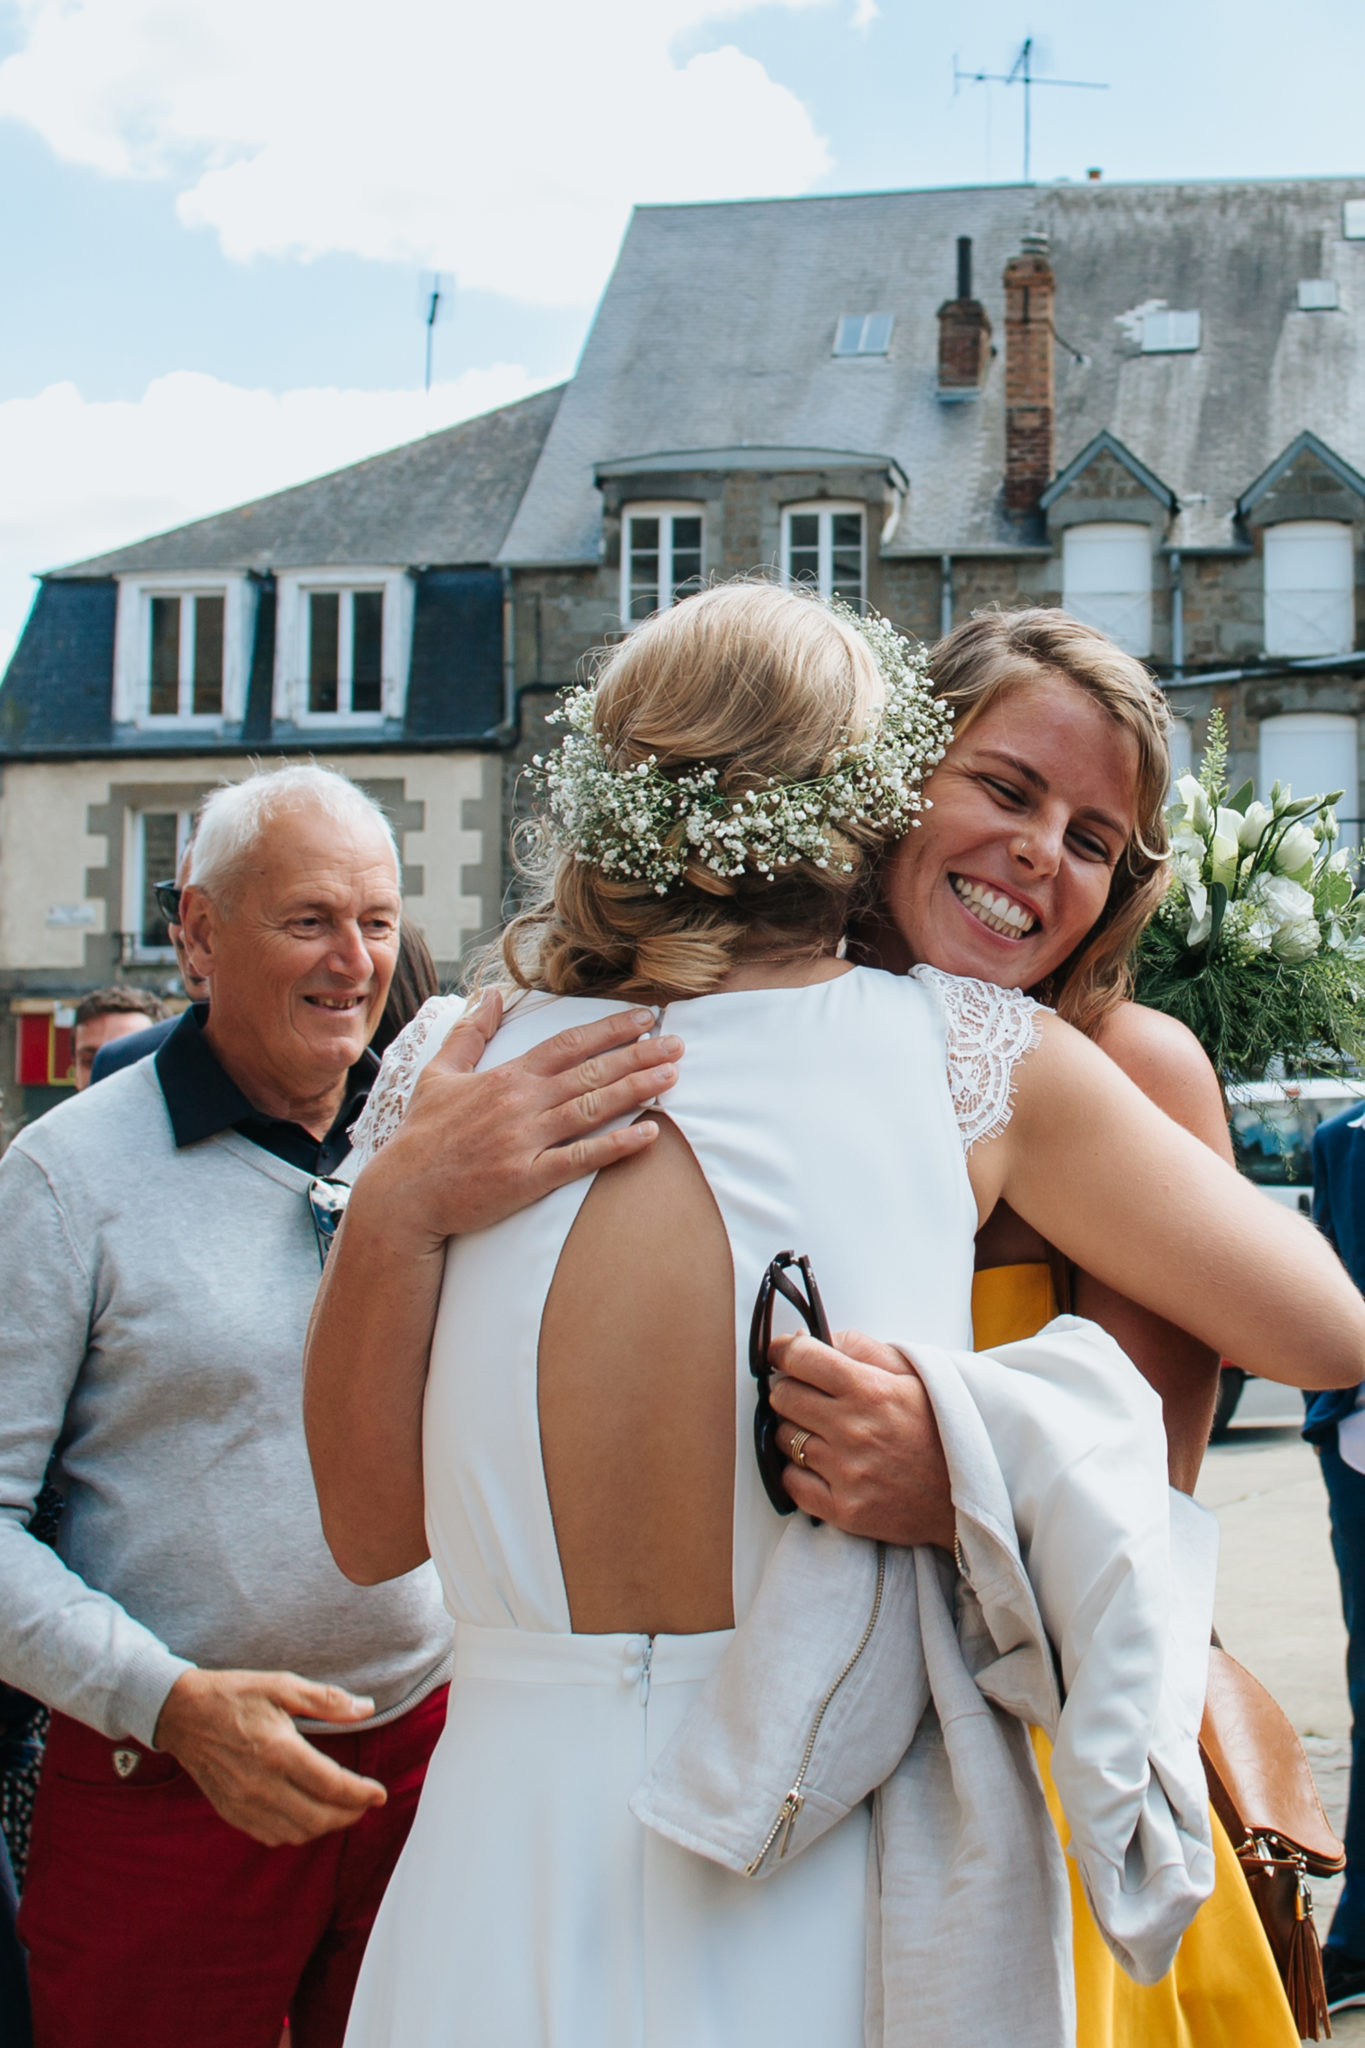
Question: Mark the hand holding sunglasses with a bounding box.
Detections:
[748,1251,832,1518]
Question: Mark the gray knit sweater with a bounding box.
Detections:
[0,1057,452,1745]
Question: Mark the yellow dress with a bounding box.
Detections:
[972,1264,1298,2048]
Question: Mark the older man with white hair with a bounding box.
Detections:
[0,763,678,2048]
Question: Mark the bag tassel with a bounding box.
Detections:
[1287,1868,1332,2041]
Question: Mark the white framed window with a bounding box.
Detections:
[1061,523,1153,655]
[1259,712,1360,854]
[273,568,415,726]
[1167,715,1193,795]
[113,574,254,727]
[123,809,192,962]
[781,502,865,607]
[621,506,703,625]
[1263,521,1355,658]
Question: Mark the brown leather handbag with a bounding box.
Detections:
[1200,1645,1346,2040]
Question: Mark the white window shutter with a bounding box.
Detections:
[1258,711,1360,852]
[1263,522,1355,657]
[1062,524,1153,656]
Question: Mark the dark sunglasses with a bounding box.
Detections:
[153,880,182,925]
[307,1176,352,1268]
[748,1250,833,1517]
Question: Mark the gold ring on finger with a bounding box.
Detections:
[789,1429,812,1470]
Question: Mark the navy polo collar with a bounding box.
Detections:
[154,1004,377,1174]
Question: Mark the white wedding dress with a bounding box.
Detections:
[342,965,1039,2048]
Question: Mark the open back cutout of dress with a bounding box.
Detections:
[538,1114,736,1635]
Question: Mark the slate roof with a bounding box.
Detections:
[0,578,117,753]
[498,178,1365,563]
[54,383,565,578]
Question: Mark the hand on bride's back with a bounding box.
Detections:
[768,1330,956,1549]
[356,992,684,1246]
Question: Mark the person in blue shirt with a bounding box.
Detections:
[1305,1099,1365,2012]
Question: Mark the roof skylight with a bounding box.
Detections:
[1141,309,1201,354]
[834,313,894,357]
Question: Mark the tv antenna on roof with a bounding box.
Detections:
[953,37,1107,183]
[419,272,453,392]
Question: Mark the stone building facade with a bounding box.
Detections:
[5,175,1365,1130]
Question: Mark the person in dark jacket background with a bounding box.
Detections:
[73,987,165,1087]
[1305,1098,1365,2012]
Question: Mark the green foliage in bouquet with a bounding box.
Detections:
[1134,711,1365,1083]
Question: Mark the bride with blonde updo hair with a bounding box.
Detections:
[492,581,901,1003]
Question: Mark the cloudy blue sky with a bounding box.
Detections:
[0,0,1362,663]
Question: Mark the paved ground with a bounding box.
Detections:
[1195,1378,1360,2043]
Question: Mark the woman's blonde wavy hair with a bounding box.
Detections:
[480,581,890,1003]
[924,609,1172,1037]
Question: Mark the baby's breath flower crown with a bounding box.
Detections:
[529,604,952,897]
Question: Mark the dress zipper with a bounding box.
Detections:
[639,1638,653,1704]
[744,1542,888,1875]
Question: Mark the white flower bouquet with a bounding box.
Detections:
[1135,712,1365,1082]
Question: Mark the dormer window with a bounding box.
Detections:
[150,593,221,715]
[307,589,384,714]
[274,568,414,725]
[113,574,253,727]
[1062,524,1153,656]
[1263,522,1355,657]
[781,503,865,607]
[621,506,703,624]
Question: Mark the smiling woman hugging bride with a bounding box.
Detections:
[303,581,1365,2048]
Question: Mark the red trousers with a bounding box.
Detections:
[18,1684,448,2048]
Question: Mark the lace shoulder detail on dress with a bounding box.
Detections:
[348,995,466,1171]
[910,966,1046,1153]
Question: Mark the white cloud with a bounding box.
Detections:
[0,0,832,307]
[0,362,547,671]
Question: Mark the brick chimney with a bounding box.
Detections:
[1002,229,1055,517]
[937,236,992,395]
